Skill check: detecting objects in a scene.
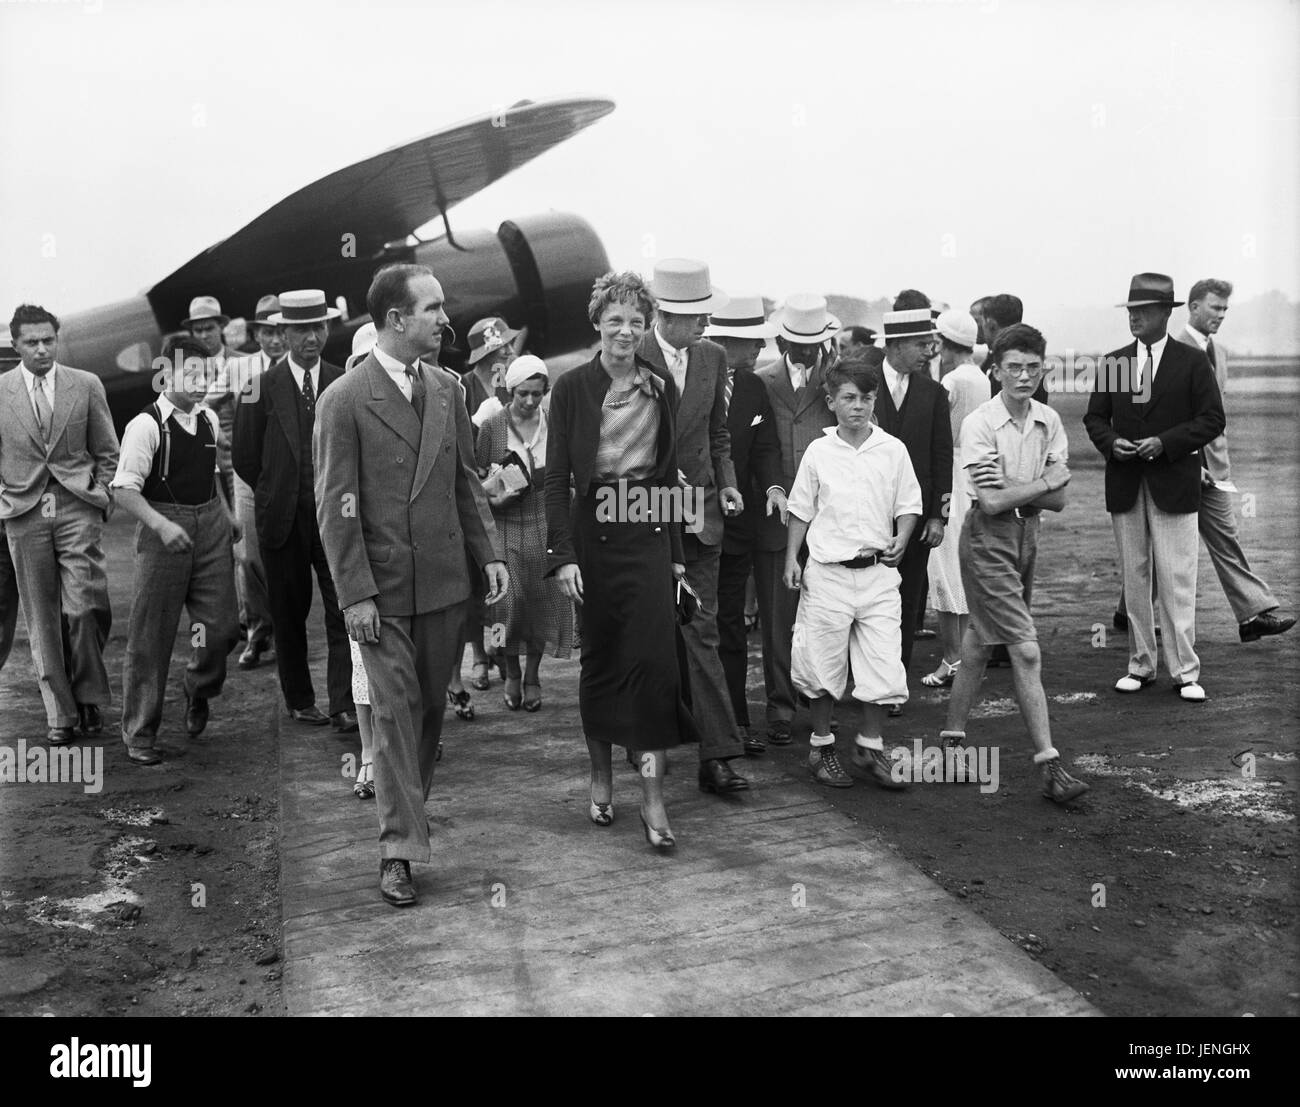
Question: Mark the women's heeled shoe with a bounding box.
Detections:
[522,682,542,712]
[639,808,676,850]
[589,798,614,827]
[921,659,961,688]
[503,678,522,710]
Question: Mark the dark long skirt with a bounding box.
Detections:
[572,487,699,750]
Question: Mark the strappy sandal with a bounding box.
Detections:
[353,760,375,800]
[522,682,542,712]
[503,677,522,711]
[447,688,475,720]
[921,659,961,688]
[469,661,491,691]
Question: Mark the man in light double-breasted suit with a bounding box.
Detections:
[0,304,118,743]
[638,258,750,794]
[315,264,506,908]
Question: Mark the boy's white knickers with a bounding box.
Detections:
[790,560,909,705]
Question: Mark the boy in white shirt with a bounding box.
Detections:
[112,337,241,764]
[784,353,923,788]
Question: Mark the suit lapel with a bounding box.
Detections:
[1143,339,1178,417]
[766,358,797,415]
[678,344,711,428]
[409,361,449,502]
[5,370,45,448]
[362,355,422,453]
[47,366,77,448]
[269,364,302,464]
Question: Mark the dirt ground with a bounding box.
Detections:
[1,390,1296,1017]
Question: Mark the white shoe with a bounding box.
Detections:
[1177,682,1206,703]
[1114,674,1155,693]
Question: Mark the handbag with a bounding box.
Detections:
[675,577,700,626]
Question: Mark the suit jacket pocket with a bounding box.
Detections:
[367,544,393,564]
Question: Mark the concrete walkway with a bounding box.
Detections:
[279,659,1096,1017]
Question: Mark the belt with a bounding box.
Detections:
[839,554,881,569]
[1012,506,1041,520]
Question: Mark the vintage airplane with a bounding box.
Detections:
[3,97,615,431]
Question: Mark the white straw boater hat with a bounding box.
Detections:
[704,294,778,340]
[774,293,840,344]
[649,258,727,315]
[881,307,939,340]
[269,289,341,325]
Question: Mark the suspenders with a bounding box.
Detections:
[147,402,179,504]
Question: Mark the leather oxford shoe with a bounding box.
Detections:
[125,747,162,766]
[331,710,359,733]
[1240,610,1296,643]
[47,726,77,746]
[741,727,766,756]
[380,859,417,907]
[77,703,103,737]
[290,705,330,725]
[185,696,210,737]
[698,758,749,794]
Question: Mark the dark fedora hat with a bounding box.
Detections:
[1117,272,1184,308]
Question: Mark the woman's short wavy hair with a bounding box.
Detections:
[587,271,657,328]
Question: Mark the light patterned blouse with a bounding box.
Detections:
[593,366,660,481]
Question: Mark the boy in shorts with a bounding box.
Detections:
[784,352,922,788]
[941,324,1089,803]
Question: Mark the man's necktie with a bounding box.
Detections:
[301,369,315,416]
[33,379,53,442]
[1135,345,1153,396]
[789,362,805,392]
[406,367,425,421]
[723,369,734,418]
[891,375,906,409]
[1205,337,1216,369]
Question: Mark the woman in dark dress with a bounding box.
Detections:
[545,272,698,849]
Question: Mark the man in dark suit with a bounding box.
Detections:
[702,297,785,756]
[873,305,956,680]
[1,304,118,743]
[233,289,355,730]
[754,294,837,745]
[638,258,750,793]
[1084,273,1225,702]
[315,263,506,907]
[872,308,954,685]
[972,293,1048,404]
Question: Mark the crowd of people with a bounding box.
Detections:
[1,261,1293,907]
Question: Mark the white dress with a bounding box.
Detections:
[930,363,992,614]
[348,638,369,707]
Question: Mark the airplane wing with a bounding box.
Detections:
[147,96,614,325]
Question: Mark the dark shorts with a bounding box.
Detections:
[959,510,1039,647]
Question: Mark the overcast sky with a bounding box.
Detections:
[3,0,1297,326]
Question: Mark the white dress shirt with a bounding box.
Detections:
[20,363,57,427]
[285,355,322,399]
[787,425,923,563]
[1134,333,1169,389]
[655,326,689,394]
[881,357,909,407]
[111,396,221,492]
[372,345,415,401]
[959,394,1067,500]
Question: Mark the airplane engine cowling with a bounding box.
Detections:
[411,211,608,371]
